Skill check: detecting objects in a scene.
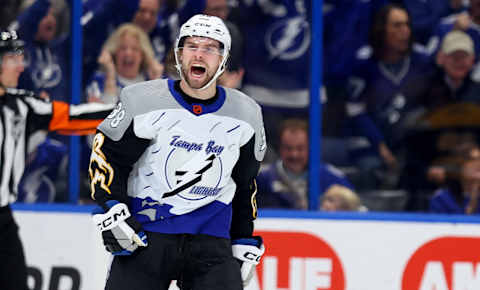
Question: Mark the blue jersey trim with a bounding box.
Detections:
[259,209,480,224]
[11,203,96,213]
[167,79,226,116]
[11,203,480,224]
[137,200,232,238]
[232,238,261,246]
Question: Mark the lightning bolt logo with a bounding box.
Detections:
[266,16,310,61]
[163,154,216,198]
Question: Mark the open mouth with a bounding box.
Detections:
[122,59,137,68]
[191,65,206,78]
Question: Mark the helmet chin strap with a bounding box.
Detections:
[196,61,226,91]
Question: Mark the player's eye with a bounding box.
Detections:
[184,44,198,51]
[203,46,221,55]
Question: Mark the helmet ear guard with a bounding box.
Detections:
[174,14,231,90]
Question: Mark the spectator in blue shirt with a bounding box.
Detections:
[429,146,480,214]
[424,30,480,109]
[345,4,435,190]
[256,118,353,210]
[403,0,467,44]
[11,0,71,101]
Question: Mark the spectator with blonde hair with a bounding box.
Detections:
[86,23,163,104]
[320,185,365,212]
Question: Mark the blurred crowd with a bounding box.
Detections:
[4,0,480,215]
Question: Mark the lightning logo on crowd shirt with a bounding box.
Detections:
[163,154,216,198]
[266,16,310,61]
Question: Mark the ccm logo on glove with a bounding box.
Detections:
[243,251,262,262]
[94,203,130,231]
[92,200,148,255]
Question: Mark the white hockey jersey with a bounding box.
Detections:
[89,79,266,239]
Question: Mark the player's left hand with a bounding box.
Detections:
[92,200,148,255]
[232,236,265,286]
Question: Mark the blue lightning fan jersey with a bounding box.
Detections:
[233,0,311,90]
[89,79,266,239]
[323,0,389,85]
[345,47,435,157]
[234,0,387,89]
[11,0,70,101]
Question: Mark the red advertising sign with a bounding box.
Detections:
[402,237,480,290]
[255,231,345,290]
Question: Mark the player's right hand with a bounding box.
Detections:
[232,236,265,286]
[92,200,148,255]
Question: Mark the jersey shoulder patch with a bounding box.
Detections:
[98,79,175,141]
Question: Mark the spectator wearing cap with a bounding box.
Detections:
[426,0,480,60]
[402,30,480,211]
[424,30,480,109]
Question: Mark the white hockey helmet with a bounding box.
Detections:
[174,14,231,90]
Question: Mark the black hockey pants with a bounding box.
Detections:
[0,206,28,290]
[105,232,243,290]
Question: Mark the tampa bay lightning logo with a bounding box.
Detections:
[31,49,62,89]
[265,16,310,61]
[164,154,216,198]
[164,146,223,201]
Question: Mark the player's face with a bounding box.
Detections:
[180,37,223,89]
[35,9,57,43]
[0,53,25,88]
[279,129,309,174]
[443,50,474,80]
[385,8,410,54]
[133,0,160,33]
[114,33,143,79]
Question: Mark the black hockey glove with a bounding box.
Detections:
[232,236,265,286]
[92,200,148,255]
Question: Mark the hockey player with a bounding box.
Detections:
[90,14,266,290]
[0,30,114,290]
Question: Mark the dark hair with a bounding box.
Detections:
[444,146,480,206]
[369,3,412,59]
[278,118,309,139]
